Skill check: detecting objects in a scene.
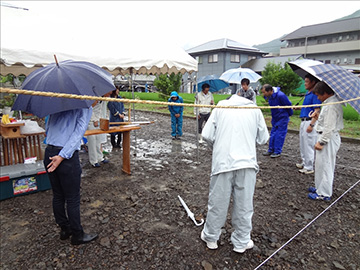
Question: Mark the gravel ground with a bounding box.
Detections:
[0,110,359,270]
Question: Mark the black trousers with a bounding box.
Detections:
[44,146,83,237]
[198,113,210,134]
[110,132,122,146]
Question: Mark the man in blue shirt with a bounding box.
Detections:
[261,84,293,158]
[168,91,184,140]
[44,107,98,245]
[296,74,321,174]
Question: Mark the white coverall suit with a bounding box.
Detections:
[315,95,344,197]
[201,95,269,250]
[87,102,105,166]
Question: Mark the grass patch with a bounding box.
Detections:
[119,91,359,138]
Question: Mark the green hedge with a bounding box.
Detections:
[119,91,359,121]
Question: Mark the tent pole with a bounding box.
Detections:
[194,73,199,164]
[130,68,137,157]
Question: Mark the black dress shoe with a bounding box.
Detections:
[71,233,98,245]
[60,229,72,240]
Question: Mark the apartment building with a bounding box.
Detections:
[280,17,360,71]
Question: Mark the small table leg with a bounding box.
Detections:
[121,131,131,175]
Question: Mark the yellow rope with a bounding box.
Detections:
[1,87,359,110]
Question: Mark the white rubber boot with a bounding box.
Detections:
[199,134,204,143]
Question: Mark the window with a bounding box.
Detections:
[327,38,332,43]
[230,54,240,63]
[196,56,203,64]
[325,60,331,64]
[355,58,360,64]
[208,54,218,63]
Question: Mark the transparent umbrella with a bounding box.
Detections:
[220,67,262,84]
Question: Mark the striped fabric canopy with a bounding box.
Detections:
[311,64,360,113]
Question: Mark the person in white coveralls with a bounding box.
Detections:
[87,101,110,167]
[308,81,344,201]
[200,94,269,253]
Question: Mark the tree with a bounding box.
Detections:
[1,74,26,86]
[259,61,302,95]
[153,72,182,100]
[0,74,26,109]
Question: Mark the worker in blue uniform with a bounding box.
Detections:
[168,91,184,139]
[261,84,293,158]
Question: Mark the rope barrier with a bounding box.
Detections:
[1,86,358,267]
[1,87,359,110]
[253,179,360,270]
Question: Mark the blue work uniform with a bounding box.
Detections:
[300,92,321,118]
[265,88,293,154]
[168,91,184,137]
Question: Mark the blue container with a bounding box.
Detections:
[0,161,51,200]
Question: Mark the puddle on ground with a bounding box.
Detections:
[129,138,198,166]
[80,131,199,175]
[133,138,197,156]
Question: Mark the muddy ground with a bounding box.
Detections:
[0,110,359,270]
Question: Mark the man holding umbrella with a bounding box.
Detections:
[308,81,344,201]
[286,60,359,199]
[236,78,257,104]
[194,83,214,143]
[296,74,321,174]
[13,59,116,245]
[45,107,99,245]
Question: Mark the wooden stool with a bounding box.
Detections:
[0,132,45,166]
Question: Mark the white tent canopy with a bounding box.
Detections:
[0,4,197,76]
[0,45,198,76]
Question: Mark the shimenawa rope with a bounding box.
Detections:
[1,87,359,110]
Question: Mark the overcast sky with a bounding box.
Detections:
[2,1,359,52]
